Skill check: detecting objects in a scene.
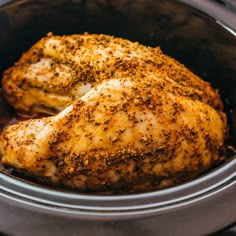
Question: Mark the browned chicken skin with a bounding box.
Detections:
[0,33,226,193]
[2,33,223,114]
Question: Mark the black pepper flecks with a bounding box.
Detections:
[0,33,227,194]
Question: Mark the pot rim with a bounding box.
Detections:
[179,0,236,31]
[0,157,235,219]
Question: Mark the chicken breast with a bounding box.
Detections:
[2,33,222,115]
[0,33,226,193]
[0,79,226,192]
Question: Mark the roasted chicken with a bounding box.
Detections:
[0,33,226,193]
[2,33,222,115]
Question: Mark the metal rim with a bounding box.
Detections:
[1,157,235,219]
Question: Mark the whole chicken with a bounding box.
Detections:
[0,34,226,193]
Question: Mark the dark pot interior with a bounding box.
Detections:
[0,0,235,235]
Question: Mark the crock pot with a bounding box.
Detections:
[0,0,236,235]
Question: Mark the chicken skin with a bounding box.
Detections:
[0,34,226,193]
[2,33,223,115]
